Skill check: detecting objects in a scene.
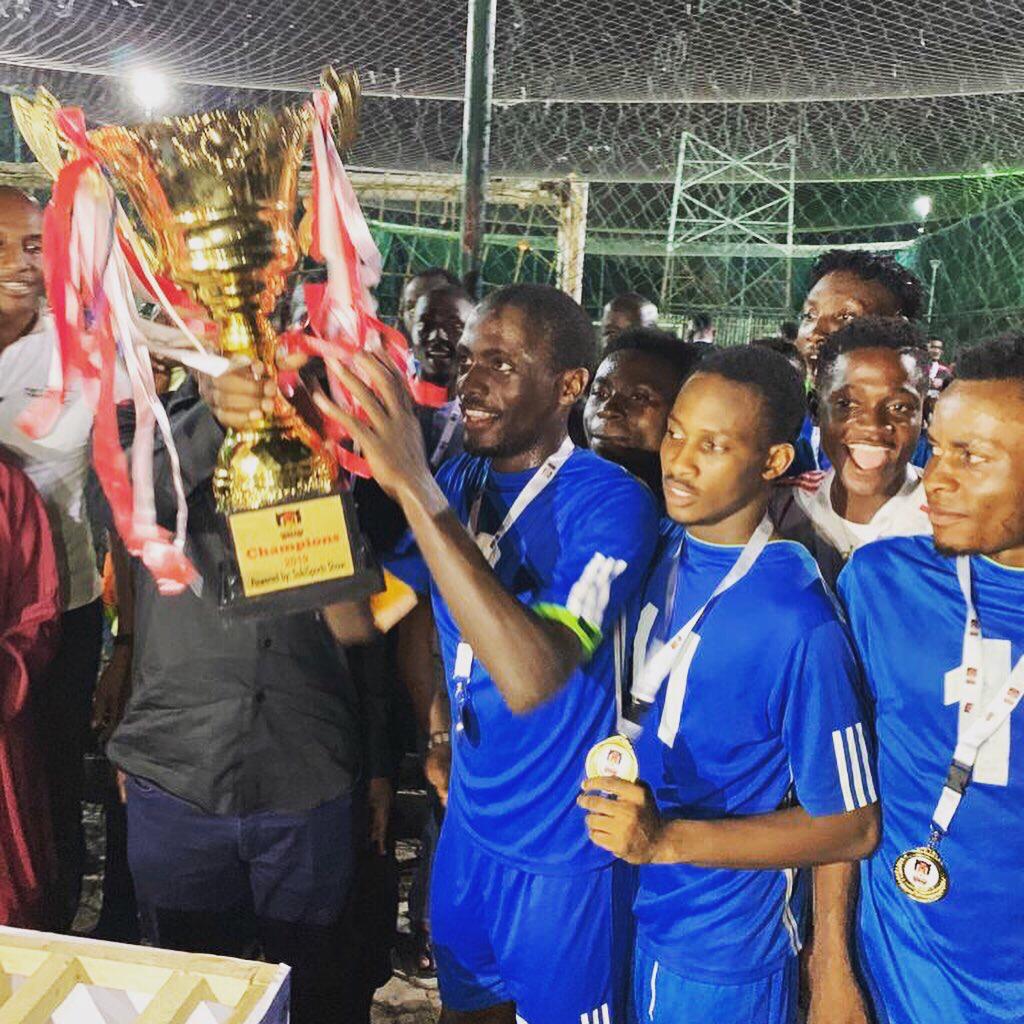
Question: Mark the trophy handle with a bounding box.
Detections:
[10,86,70,179]
[319,67,361,152]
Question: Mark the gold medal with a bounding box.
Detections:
[585,735,639,783]
[893,845,949,903]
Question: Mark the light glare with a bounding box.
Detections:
[913,195,933,219]
[129,68,170,112]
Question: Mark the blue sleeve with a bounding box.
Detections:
[532,477,659,659]
[381,456,466,595]
[382,529,430,595]
[780,619,878,817]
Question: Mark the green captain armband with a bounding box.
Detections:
[532,602,602,660]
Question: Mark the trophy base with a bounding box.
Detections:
[216,490,383,621]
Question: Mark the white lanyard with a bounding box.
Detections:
[468,435,575,568]
[633,515,775,745]
[430,403,461,468]
[930,557,1024,833]
[453,436,576,734]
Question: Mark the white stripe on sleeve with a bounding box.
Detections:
[855,721,877,803]
[845,725,868,808]
[832,728,855,812]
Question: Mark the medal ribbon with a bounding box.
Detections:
[430,403,462,468]
[632,515,775,745]
[468,435,576,568]
[929,557,1024,835]
[454,436,577,733]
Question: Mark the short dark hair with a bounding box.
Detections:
[807,249,925,321]
[694,344,806,445]
[602,327,704,383]
[479,283,596,372]
[815,316,930,395]
[956,332,1024,385]
[406,266,462,289]
[751,335,801,360]
[690,312,714,333]
[779,320,799,342]
[417,281,474,311]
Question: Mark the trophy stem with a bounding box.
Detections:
[220,309,278,361]
[211,311,338,515]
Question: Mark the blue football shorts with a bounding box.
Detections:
[631,942,797,1024]
[431,818,634,1024]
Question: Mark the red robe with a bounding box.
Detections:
[0,458,60,927]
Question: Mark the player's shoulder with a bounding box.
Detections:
[840,534,943,594]
[435,451,486,498]
[564,447,648,489]
[754,539,841,627]
[560,448,660,515]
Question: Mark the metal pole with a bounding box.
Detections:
[785,137,796,311]
[660,131,689,308]
[927,259,942,325]
[460,0,497,299]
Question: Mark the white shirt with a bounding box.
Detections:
[0,313,102,610]
[770,465,933,588]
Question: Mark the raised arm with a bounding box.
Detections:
[315,352,591,713]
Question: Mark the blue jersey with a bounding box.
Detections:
[633,522,875,984]
[388,447,658,873]
[839,536,1024,1024]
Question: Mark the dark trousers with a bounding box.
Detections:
[409,792,443,933]
[125,775,357,1024]
[95,771,140,942]
[35,599,103,930]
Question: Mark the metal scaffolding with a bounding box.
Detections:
[660,132,797,319]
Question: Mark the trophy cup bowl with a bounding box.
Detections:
[85,91,380,616]
[89,104,332,513]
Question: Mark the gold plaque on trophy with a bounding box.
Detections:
[229,495,356,599]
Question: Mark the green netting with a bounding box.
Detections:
[2,0,1024,347]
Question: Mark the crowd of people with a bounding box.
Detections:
[0,179,1018,1024]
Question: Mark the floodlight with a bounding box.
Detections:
[913,195,933,219]
[129,68,170,113]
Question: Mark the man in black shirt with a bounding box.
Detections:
[108,375,386,1024]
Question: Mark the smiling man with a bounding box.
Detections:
[0,185,110,928]
[410,283,476,469]
[835,333,1024,1023]
[316,283,659,1024]
[580,346,878,1024]
[583,327,702,498]
[772,317,933,587]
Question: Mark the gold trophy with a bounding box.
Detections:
[15,74,382,616]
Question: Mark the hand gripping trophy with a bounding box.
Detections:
[13,71,437,617]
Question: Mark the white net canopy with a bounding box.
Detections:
[2,0,1024,342]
